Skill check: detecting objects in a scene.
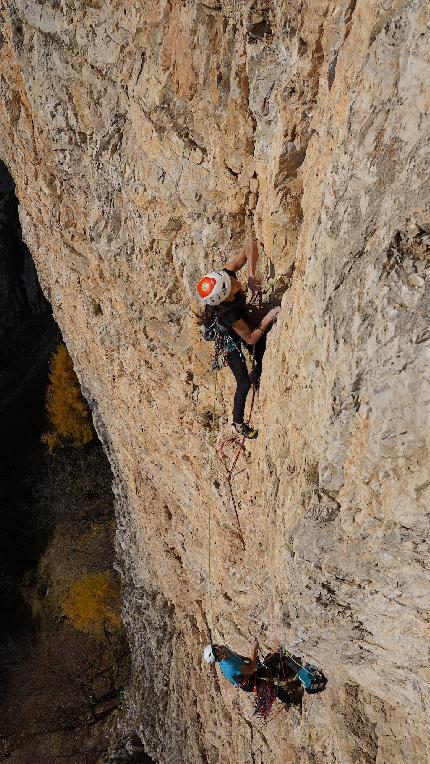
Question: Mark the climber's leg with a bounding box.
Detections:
[227,348,251,425]
[249,333,267,389]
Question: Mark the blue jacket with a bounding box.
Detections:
[218,651,245,686]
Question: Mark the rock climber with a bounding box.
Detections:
[202,641,304,711]
[196,239,280,439]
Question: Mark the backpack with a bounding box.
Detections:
[282,653,327,694]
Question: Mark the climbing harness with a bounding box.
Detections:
[203,315,246,371]
[255,650,295,721]
[242,648,298,721]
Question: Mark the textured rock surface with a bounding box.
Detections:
[1,1,429,761]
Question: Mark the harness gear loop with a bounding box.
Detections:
[213,330,245,371]
[205,316,246,371]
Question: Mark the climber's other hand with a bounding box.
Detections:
[268,306,281,323]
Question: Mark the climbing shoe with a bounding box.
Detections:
[233,422,259,439]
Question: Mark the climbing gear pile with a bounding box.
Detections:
[252,678,278,721]
[247,649,300,721]
[249,648,327,721]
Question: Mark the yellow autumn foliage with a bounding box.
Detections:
[42,344,94,451]
[61,571,122,635]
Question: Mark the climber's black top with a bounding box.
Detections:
[215,269,251,340]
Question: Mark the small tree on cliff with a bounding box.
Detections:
[42,344,94,452]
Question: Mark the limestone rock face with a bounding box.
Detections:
[1,1,429,761]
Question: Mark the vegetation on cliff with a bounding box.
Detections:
[42,343,95,451]
[62,570,122,635]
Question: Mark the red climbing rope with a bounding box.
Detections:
[211,288,263,552]
[217,341,258,551]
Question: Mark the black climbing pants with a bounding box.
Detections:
[227,334,267,424]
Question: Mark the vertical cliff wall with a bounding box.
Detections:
[1,1,429,762]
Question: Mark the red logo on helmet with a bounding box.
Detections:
[197,276,217,299]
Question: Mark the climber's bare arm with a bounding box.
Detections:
[246,240,259,280]
[238,660,257,676]
[232,319,260,345]
[225,240,259,275]
[232,308,281,345]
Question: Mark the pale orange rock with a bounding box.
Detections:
[0,1,429,763]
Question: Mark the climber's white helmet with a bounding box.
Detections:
[203,644,216,664]
[196,271,231,306]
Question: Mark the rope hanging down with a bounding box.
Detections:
[207,368,218,640]
[206,285,267,635]
[217,290,262,547]
[218,351,256,552]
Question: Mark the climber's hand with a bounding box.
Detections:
[267,306,281,323]
[247,275,262,294]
